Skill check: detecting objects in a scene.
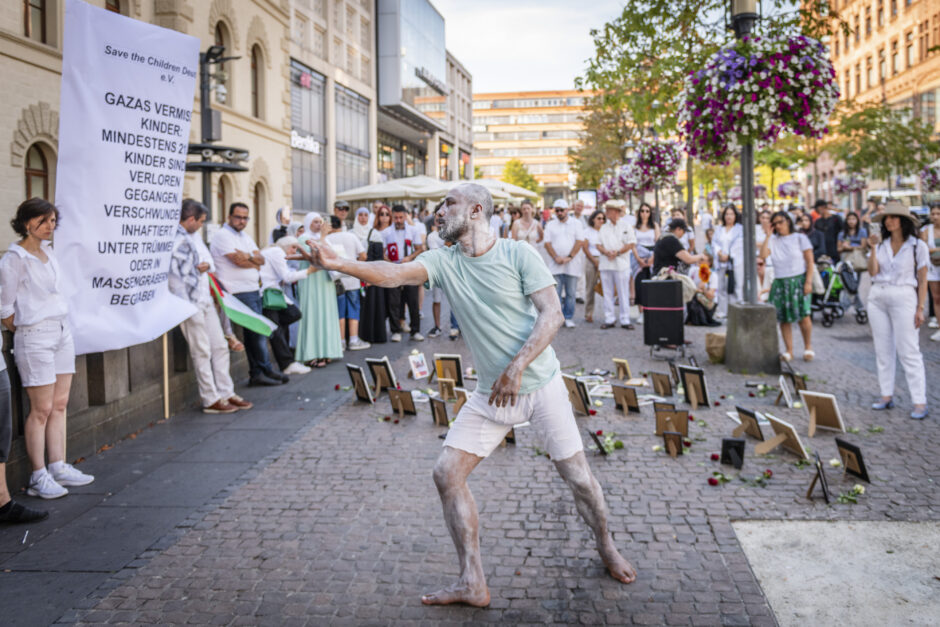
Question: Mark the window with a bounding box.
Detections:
[891,0,897,17]
[335,85,370,192]
[24,0,46,43]
[844,30,850,52]
[877,0,884,26]
[290,60,327,213]
[844,71,851,99]
[252,182,265,244]
[879,48,886,81]
[214,22,231,98]
[906,32,914,66]
[865,6,871,36]
[891,41,899,73]
[854,15,860,42]
[25,144,49,200]
[834,39,840,57]
[855,64,861,94]
[105,0,122,13]
[217,176,231,224]
[250,45,263,119]
[866,57,873,88]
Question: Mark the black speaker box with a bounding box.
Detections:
[642,280,684,346]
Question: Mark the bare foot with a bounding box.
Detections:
[599,541,637,584]
[421,581,491,607]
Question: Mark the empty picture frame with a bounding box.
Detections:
[799,390,846,437]
[346,364,374,404]
[668,360,680,384]
[654,408,689,437]
[563,374,591,416]
[387,387,417,418]
[806,451,831,503]
[721,438,745,469]
[754,413,810,461]
[612,383,641,415]
[365,356,398,394]
[835,438,870,483]
[587,429,608,456]
[651,372,673,397]
[612,357,632,381]
[776,374,794,408]
[653,401,675,413]
[688,355,699,368]
[453,387,469,415]
[434,353,464,387]
[430,397,449,427]
[663,431,683,458]
[677,365,711,410]
[732,406,765,441]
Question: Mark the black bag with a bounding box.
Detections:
[634,266,652,306]
[725,262,736,295]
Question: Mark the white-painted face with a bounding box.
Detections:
[438,190,473,244]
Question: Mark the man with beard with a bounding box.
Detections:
[308,182,635,606]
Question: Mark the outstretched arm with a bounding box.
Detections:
[488,284,564,408]
[309,239,427,287]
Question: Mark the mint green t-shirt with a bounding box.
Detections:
[416,238,560,395]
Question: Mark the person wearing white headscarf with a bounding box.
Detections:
[352,207,372,243]
[294,212,343,367]
[270,206,293,244]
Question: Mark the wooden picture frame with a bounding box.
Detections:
[365,356,398,396]
[434,353,464,387]
[776,374,794,408]
[775,371,807,407]
[688,355,699,368]
[612,357,632,381]
[563,374,591,416]
[721,438,745,469]
[754,413,809,460]
[587,429,608,456]
[668,360,680,384]
[430,397,449,427]
[806,451,831,503]
[651,372,672,397]
[453,387,469,415]
[438,378,456,401]
[732,406,765,441]
[653,401,675,412]
[387,388,417,420]
[346,364,374,404]
[677,365,710,410]
[835,438,870,483]
[612,383,641,415]
[663,431,683,458]
[654,407,689,437]
[799,390,846,437]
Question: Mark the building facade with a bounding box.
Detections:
[472,90,588,205]
[808,0,940,204]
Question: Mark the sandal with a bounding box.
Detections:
[313,359,328,368]
[225,335,245,352]
[803,349,815,362]
[781,352,793,362]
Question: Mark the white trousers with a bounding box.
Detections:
[180,301,236,407]
[601,269,632,325]
[867,283,926,405]
[717,258,744,317]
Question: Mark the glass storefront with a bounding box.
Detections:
[459,149,470,180]
[335,84,371,192]
[439,141,452,181]
[290,59,327,213]
[378,131,426,180]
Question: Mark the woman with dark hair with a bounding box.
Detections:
[760,211,815,362]
[798,213,826,260]
[713,204,743,318]
[866,202,929,419]
[631,203,659,311]
[838,211,869,270]
[359,205,393,344]
[0,199,92,499]
[582,209,605,323]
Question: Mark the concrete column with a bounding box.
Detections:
[326,76,337,207]
[449,141,459,181]
[428,131,440,179]
[368,93,378,185]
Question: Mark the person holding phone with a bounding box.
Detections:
[866,201,929,420]
[759,211,815,362]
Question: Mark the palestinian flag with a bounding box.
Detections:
[208,274,277,337]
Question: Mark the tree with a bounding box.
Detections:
[756,135,803,202]
[473,165,483,180]
[501,159,542,195]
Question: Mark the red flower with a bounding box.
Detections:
[683,440,692,447]
[383,416,391,422]
[764,469,773,478]
[393,419,400,424]
[715,401,721,406]
[334,384,340,391]
[711,454,720,461]
[748,392,755,397]
[396,383,401,390]
[688,415,695,421]
[708,477,719,486]
[589,409,597,416]
[596,430,603,436]
[720,395,726,399]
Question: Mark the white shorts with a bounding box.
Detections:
[443,373,583,461]
[928,263,940,283]
[14,318,76,387]
[430,286,445,304]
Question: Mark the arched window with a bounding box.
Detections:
[213,22,231,103]
[105,0,122,13]
[217,176,231,224]
[250,45,263,119]
[253,182,265,243]
[25,144,49,200]
[24,0,47,43]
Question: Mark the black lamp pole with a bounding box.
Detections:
[731,0,759,304]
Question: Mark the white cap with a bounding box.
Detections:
[552,198,569,209]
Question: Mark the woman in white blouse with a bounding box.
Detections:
[713,205,744,319]
[260,236,317,376]
[866,202,930,420]
[582,210,605,323]
[0,199,92,500]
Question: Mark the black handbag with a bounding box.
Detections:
[725,262,736,295]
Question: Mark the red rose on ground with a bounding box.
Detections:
[596,430,603,436]
[589,409,597,416]
[748,392,755,397]
[764,469,773,478]
[711,454,720,461]
[396,383,401,390]
[683,440,692,447]
[394,419,399,424]
[720,395,726,399]
[688,415,695,421]
[384,416,391,422]
[714,401,721,406]
[334,384,340,391]
[708,477,719,486]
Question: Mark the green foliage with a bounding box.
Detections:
[501,159,541,194]
[473,165,483,180]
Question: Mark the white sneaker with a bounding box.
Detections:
[929,317,939,329]
[390,333,402,342]
[27,470,69,499]
[347,337,371,350]
[449,328,460,339]
[283,361,312,375]
[401,323,411,333]
[931,329,940,342]
[50,463,94,487]
[411,332,425,341]
[564,319,576,328]
[419,311,425,319]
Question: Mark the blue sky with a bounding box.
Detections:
[432,0,626,93]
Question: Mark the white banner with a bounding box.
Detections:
[56,0,199,354]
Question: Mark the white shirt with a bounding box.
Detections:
[0,241,68,327]
[209,224,261,294]
[259,247,308,304]
[698,211,714,231]
[192,235,215,301]
[426,230,445,251]
[544,218,586,275]
[597,219,637,273]
[768,233,812,279]
[382,224,419,263]
[489,214,504,238]
[584,228,601,258]
[713,224,744,269]
[872,237,929,288]
[327,231,366,291]
[410,219,428,246]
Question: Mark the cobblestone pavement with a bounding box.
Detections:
[60,303,940,625]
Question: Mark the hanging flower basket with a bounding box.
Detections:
[632,139,682,190]
[678,34,839,165]
[920,165,940,192]
[707,189,723,201]
[754,184,768,199]
[833,174,867,194]
[778,180,801,198]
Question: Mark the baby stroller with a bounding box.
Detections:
[813,257,867,327]
[833,260,868,324]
